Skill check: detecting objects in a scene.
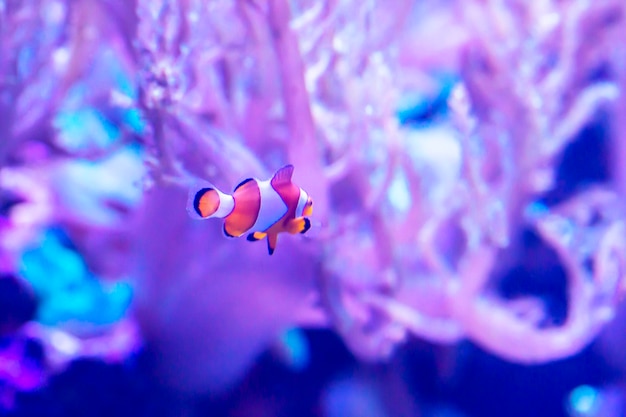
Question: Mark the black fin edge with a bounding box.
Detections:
[193,188,213,217]
[247,233,260,242]
[300,218,311,234]
[233,178,254,193]
[267,236,276,255]
[223,223,236,238]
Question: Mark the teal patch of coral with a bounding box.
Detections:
[19,230,132,327]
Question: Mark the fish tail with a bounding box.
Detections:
[187,183,234,220]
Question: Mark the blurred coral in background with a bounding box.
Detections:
[2,0,626,416]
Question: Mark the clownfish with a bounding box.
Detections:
[187,165,313,255]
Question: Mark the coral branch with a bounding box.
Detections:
[267,0,328,220]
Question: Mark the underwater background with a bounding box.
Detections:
[2,0,626,416]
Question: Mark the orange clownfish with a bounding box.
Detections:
[187,165,313,255]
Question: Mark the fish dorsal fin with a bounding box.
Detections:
[270,165,294,187]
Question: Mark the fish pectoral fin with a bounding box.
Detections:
[246,231,267,242]
[267,233,278,255]
[287,217,311,234]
